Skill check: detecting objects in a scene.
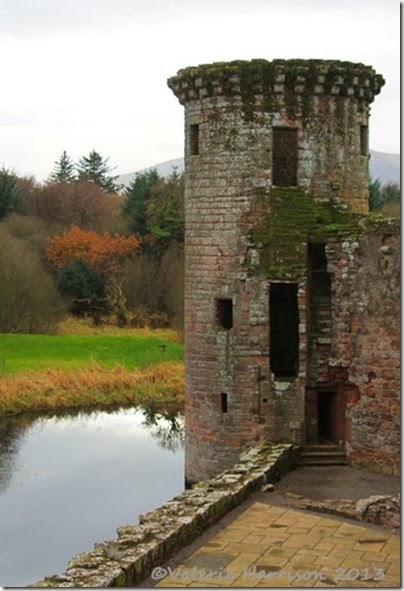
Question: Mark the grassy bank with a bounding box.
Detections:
[0,320,184,416]
[0,333,183,374]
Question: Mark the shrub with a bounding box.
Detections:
[121,244,184,329]
[0,226,64,333]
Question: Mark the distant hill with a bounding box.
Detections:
[118,150,399,187]
[369,151,400,185]
[118,158,184,187]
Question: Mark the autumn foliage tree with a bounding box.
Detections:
[45,226,140,325]
[21,179,121,232]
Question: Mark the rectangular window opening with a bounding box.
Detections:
[270,283,299,378]
[216,298,233,329]
[272,127,298,187]
[221,393,228,413]
[360,125,368,156]
[190,124,199,155]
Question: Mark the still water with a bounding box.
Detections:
[0,403,184,587]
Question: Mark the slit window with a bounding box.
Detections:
[360,125,368,156]
[216,298,233,329]
[272,127,298,187]
[221,393,228,413]
[190,124,199,155]
[270,283,299,377]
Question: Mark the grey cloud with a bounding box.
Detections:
[0,0,396,36]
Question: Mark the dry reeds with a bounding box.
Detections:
[0,361,184,416]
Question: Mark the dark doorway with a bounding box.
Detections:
[317,390,345,444]
[318,391,334,442]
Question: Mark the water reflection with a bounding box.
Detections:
[0,402,184,586]
[141,400,184,452]
[0,413,35,493]
[0,402,184,494]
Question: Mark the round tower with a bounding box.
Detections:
[168,59,384,484]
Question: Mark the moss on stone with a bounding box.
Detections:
[248,187,364,280]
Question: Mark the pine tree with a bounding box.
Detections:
[145,169,185,255]
[0,167,22,220]
[122,168,160,235]
[48,150,76,183]
[368,177,382,211]
[57,258,109,322]
[77,150,121,193]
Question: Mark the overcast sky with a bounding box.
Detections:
[0,0,400,181]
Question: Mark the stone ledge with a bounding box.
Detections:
[287,493,400,530]
[31,443,296,588]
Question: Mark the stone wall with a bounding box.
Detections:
[303,220,400,473]
[32,443,295,588]
[329,221,400,474]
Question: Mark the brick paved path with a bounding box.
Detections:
[153,502,400,588]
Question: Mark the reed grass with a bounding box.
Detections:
[0,361,184,416]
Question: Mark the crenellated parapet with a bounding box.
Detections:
[168,59,384,113]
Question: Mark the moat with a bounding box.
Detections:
[0,403,184,587]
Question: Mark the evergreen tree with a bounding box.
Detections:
[0,167,22,220]
[145,169,185,255]
[77,150,121,193]
[369,178,400,212]
[48,150,76,183]
[380,182,400,206]
[57,258,110,322]
[368,177,382,211]
[122,168,160,235]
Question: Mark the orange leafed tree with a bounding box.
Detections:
[45,225,140,273]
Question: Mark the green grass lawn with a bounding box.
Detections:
[0,333,184,375]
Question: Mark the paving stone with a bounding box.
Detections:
[183,552,235,570]
[153,503,400,588]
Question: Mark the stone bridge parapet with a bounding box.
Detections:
[31,443,296,588]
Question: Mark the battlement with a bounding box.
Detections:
[168,59,385,107]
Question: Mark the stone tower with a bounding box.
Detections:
[168,60,398,485]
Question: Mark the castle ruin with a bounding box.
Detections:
[168,59,400,485]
